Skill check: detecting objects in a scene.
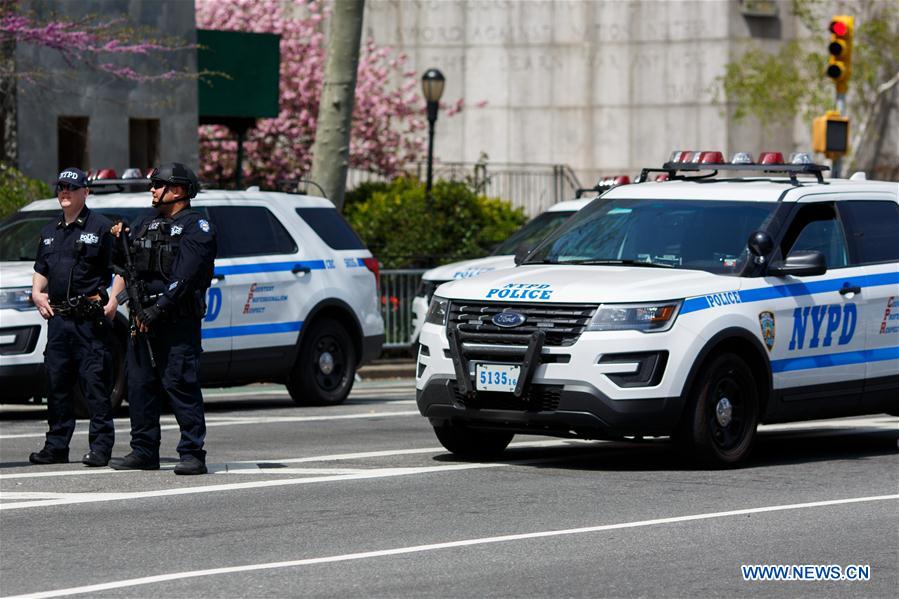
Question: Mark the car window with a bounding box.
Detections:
[780,203,849,268]
[295,207,365,250]
[526,198,777,274]
[838,200,899,264]
[208,205,297,258]
[492,210,577,255]
[0,207,151,262]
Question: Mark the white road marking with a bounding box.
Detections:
[0,410,420,439]
[5,494,896,599]
[0,454,582,511]
[0,439,593,480]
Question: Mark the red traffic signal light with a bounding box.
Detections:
[826,15,853,93]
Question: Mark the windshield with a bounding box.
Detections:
[0,207,153,262]
[525,198,778,275]
[492,210,578,255]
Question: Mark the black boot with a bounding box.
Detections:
[109,452,160,470]
[82,451,110,467]
[29,448,69,464]
[173,455,207,475]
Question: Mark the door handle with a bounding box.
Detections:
[292,265,311,275]
[839,285,861,295]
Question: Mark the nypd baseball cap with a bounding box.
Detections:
[56,167,88,188]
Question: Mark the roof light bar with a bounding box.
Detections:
[758,152,784,165]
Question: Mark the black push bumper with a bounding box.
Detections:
[416,375,685,439]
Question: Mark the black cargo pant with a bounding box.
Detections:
[43,315,115,456]
[125,315,206,461]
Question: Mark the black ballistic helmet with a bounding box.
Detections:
[150,162,199,199]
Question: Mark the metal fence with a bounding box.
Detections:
[379,268,427,349]
[348,161,582,217]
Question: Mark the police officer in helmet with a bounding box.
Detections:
[110,162,216,475]
[30,167,117,467]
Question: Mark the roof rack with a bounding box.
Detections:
[637,161,829,185]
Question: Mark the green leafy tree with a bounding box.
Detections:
[0,161,51,219]
[715,0,899,177]
[345,178,527,269]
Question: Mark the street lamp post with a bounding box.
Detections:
[421,68,445,195]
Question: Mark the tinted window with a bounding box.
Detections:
[492,210,577,255]
[838,201,899,264]
[781,203,849,268]
[296,207,365,250]
[526,198,777,275]
[0,207,152,262]
[209,206,297,258]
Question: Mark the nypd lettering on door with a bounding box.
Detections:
[486,283,554,301]
[789,303,856,350]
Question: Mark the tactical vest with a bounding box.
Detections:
[130,211,212,289]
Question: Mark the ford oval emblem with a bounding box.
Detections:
[492,312,527,328]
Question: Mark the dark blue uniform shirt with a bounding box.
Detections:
[34,207,114,302]
[128,209,217,313]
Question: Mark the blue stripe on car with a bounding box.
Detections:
[771,345,899,373]
[203,321,303,339]
[681,271,899,315]
[214,260,326,276]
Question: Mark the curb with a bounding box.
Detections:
[358,361,416,380]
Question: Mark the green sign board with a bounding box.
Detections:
[197,29,280,119]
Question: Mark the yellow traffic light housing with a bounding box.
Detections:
[826,15,853,93]
[812,111,849,158]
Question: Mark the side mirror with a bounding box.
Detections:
[514,244,535,266]
[767,250,827,277]
[747,231,774,260]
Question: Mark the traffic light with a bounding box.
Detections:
[826,15,853,93]
[812,110,849,157]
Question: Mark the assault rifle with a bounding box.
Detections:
[114,223,156,367]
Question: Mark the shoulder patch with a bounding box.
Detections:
[43,237,54,246]
[198,219,210,233]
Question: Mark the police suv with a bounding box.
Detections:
[0,184,384,410]
[416,152,899,465]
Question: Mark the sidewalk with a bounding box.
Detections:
[357,359,416,380]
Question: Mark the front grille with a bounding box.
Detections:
[448,301,597,347]
[451,382,562,412]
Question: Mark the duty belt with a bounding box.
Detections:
[50,295,105,320]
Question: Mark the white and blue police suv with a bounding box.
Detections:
[410,198,595,344]
[0,184,384,410]
[416,152,898,466]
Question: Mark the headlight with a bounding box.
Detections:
[425,296,449,325]
[587,300,681,333]
[0,287,35,311]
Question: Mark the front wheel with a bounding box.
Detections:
[287,317,356,406]
[678,353,759,467]
[433,423,514,460]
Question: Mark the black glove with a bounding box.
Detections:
[136,304,162,327]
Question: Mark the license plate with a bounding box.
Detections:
[475,363,520,393]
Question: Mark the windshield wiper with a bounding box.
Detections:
[559,259,675,268]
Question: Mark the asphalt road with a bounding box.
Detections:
[1,379,897,598]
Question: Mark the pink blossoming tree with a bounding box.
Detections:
[196,0,435,188]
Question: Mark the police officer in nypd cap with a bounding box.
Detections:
[29,167,119,467]
[109,162,216,475]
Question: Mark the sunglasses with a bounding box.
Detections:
[150,181,167,190]
[56,183,83,192]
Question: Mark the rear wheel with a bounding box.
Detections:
[287,317,356,406]
[678,353,759,467]
[433,423,514,459]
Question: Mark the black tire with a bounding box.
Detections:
[433,423,514,460]
[287,317,356,406]
[74,328,127,418]
[678,353,759,467]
